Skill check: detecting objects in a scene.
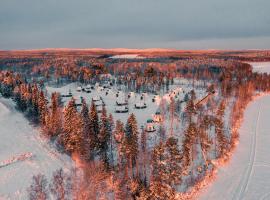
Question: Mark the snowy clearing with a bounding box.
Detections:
[0,97,72,199]
[248,62,270,74]
[199,94,270,200]
[109,54,145,59]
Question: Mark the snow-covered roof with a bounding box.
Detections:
[135,102,146,107]
[115,106,128,111]
[93,95,101,101]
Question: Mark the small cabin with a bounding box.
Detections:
[145,119,156,132]
[61,90,72,97]
[115,106,129,113]
[76,86,82,92]
[153,111,163,123]
[116,98,128,106]
[94,100,104,107]
[84,85,92,93]
[85,88,91,93]
[135,102,147,109]
[75,96,83,107]
[93,95,101,102]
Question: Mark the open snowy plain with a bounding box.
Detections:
[0,97,72,199]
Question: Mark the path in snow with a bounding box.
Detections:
[199,94,270,200]
[0,97,72,199]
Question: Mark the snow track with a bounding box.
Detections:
[199,95,270,200]
[235,103,261,200]
[0,98,72,199]
[0,153,33,169]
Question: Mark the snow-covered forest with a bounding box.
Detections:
[0,50,270,199]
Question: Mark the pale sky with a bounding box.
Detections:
[0,0,270,50]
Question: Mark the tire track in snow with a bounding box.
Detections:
[234,103,261,200]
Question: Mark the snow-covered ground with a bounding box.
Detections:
[46,82,206,149]
[0,97,72,199]
[199,94,270,200]
[248,62,270,74]
[109,54,145,59]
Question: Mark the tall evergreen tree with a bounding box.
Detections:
[98,105,110,168]
[89,100,99,150]
[80,99,93,160]
[38,91,48,126]
[182,122,197,174]
[49,168,71,200]
[149,142,175,200]
[125,113,139,170]
[28,174,48,200]
[61,98,83,154]
[165,137,183,186]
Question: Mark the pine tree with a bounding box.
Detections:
[80,99,93,160]
[28,174,48,200]
[98,105,110,168]
[61,98,83,154]
[149,142,175,200]
[185,99,196,122]
[165,137,183,186]
[49,168,71,200]
[125,113,139,170]
[89,100,99,150]
[215,100,227,158]
[114,120,126,166]
[38,91,48,126]
[182,122,197,174]
[46,92,62,137]
[108,113,115,168]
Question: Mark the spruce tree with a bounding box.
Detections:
[62,98,83,154]
[80,99,93,160]
[182,122,197,174]
[98,105,110,168]
[149,142,175,200]
[165,137,183,186]
[125,113,139,169]
[28,174,48,200]
[38,91,48,126]
[89,100,99,150]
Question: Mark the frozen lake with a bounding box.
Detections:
[249,62,270,74]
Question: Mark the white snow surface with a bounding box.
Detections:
[0,97,72,200]
[199,94,270,200]
[109,54,145,59]
[249,62,270,74]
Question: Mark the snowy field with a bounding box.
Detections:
[199,94,270,200]
[109,54,145,59]
[249,62,270,74]
[0,97,72,199]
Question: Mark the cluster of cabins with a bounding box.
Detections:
[60,84,178,133]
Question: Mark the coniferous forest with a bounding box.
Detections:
[0,50,270,199]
